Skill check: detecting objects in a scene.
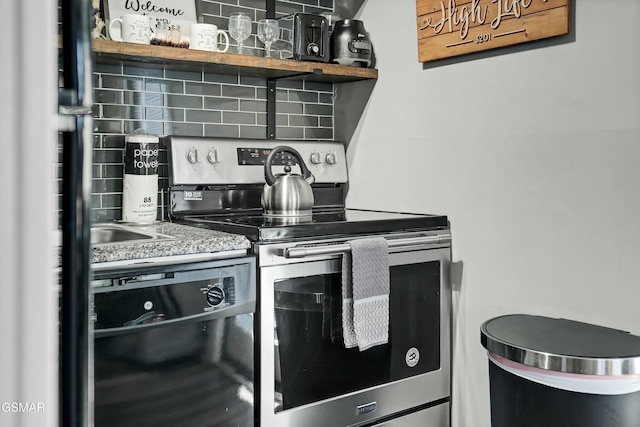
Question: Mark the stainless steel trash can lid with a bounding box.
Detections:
[481,314,640,376]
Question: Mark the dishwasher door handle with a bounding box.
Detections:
[93,301,256,338]
[282,233,451,259]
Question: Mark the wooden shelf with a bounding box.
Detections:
[89,39,377,83]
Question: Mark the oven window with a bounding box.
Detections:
[273,261,441,411]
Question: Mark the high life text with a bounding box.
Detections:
[419,0,549,40]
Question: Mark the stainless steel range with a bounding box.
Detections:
[166,136,452,427]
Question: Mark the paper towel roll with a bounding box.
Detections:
[122,133,159,223]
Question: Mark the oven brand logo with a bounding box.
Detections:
[184,191,203,201]
[356,402,377,416]
[406,347,420,367]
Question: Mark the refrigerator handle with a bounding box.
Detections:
[59,0,94,113]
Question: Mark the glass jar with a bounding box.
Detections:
[154,19,170,43]
[169,25,182,44]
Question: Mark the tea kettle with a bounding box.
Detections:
[262,146,315,217]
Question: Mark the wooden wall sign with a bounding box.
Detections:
[416,0,570,62]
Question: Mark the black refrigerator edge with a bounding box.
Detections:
[58,0,94,425]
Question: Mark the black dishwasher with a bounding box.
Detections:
[91,257,256,427]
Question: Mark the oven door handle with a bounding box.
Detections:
[282,233,452,258]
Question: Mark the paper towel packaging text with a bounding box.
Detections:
[123,137,159,223]
[125,144,159,175]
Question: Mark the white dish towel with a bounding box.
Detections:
[342,237,390,351]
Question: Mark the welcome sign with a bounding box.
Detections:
[104,0,199,39]
[416,0,570,62]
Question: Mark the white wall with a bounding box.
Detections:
[0,0,58,426]
[345,1,640,426]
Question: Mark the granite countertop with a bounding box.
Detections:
[57,222,251,268]
[93,222,251,264]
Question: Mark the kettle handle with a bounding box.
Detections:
[265,146,314,186]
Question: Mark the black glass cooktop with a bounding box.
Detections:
[176,208,448,242]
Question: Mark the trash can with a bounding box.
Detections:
[481,314,640,427]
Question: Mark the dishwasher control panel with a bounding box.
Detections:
[91,259,255,331]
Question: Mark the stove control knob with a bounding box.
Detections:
[186,148,200,164]
[207,149,220,164]
[310,152,322,165]
[325,152,337,165]
[206,286,225,307]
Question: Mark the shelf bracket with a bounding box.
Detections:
[267,79,276,139]
[265,0,276,139]
[266,0,275,19]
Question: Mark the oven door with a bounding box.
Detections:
[258,236,451,427]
